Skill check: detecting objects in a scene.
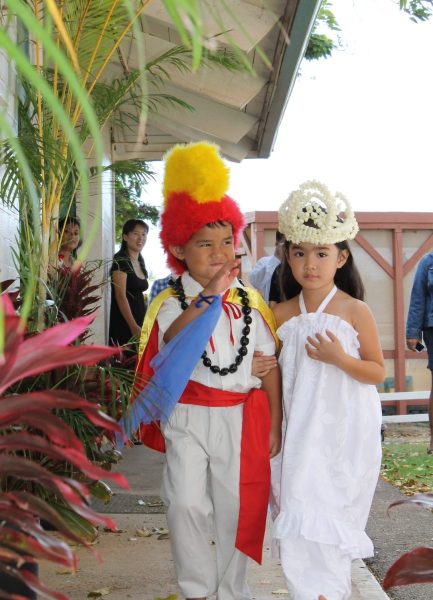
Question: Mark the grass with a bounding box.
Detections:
[381,442,433,495]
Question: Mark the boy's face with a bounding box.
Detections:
[169,222,235,288]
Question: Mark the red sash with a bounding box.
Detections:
[178,380,270,564]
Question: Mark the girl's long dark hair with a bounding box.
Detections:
[117,219,148,274]
[278,239,365,301]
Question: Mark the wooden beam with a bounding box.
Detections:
[354,233,394,278]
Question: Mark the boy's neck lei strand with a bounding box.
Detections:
[172,277,252,376]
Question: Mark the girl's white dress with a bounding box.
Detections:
[271,286,382,600]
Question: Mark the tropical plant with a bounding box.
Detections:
[383,493,433,590]
[305,0,341,61]
[0,0,248,331]
[112,160,159,243]
[0,294,129,598]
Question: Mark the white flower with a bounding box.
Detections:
[278,180,359,245]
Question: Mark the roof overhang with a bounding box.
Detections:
[111,0,322,163]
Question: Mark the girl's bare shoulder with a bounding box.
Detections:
[334,292,374,327]
[272,297,300,327]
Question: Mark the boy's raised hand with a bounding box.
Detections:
[203,259,241,296]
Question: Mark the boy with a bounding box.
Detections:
[133,142,281,600]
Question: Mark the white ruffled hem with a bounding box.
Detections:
[272,502,374,560]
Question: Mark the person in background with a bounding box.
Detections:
[148,273,174,305]
[268,263,282,308]
[58,216,81,270]
[406,251,433,453]
[248,230,285,305]
[109,219,149,359]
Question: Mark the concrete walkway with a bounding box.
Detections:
[71,444,390,600]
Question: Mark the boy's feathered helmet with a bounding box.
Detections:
[160,141,245,274]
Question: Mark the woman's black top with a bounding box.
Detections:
[109,251,148,347]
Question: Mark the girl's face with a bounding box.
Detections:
[169,222,235,288]
[287,242,348,289]
[123,225,148,253]
[60,224,80,252]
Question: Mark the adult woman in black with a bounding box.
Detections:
[109,219,149,358]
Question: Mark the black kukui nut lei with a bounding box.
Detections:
[172,277,251,376]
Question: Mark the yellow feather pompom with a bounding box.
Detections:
[163,142,229,206]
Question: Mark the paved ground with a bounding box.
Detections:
[41,445,394,600]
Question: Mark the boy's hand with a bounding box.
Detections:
[269,426,281,458]
[305,330,345,366]
[203,259,240,296]
[252,351,278,378]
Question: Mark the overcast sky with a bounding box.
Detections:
[142,0,433,277]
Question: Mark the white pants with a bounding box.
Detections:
[280,537,352,600]
[161,403,251,600]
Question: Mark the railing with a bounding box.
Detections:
[380,391,430,423]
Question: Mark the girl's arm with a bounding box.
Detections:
[306,301,385,385]
[261,365,282,458]
[163,259,240,343]
[112,270,142,338]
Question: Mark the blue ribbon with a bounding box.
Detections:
[116,295,222,448]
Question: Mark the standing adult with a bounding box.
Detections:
[248,231,285,305]
[109,219,149,357]
[58,216,81,270]
[406,251,433,453]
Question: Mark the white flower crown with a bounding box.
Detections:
[278,180,359,245]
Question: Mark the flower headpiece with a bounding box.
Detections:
[160,141,244,274]
[278,180,359,245]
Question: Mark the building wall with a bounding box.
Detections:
[0,20,19,285]
[82,128,115,345]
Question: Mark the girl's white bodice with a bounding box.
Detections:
[271,286,382,559]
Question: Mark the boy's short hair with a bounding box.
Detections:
[160,142,244,275]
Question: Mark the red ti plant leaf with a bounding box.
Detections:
[0,432,128,487]
[0,294,130,598]
[0,295,121,394]
[383,547,433,589]
[0,563,69,600]
[0,389,125,434]
[387,493,433,514]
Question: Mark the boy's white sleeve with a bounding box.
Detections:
[156,297,181,347]
[254,308,276,356]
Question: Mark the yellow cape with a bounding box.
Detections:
[139,285,279,359]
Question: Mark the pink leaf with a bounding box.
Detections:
[388,493,433,515]
[0,345,121,394]
[0,432,128,488]
[0,563,70,600]
[383,546,433,589]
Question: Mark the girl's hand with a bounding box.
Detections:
[252,351,278,378]
[269,426,281,458]
[203,259,240,296]
[305,329,345,366]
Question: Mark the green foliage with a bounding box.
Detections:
[305,0,340,61]
[381,442,433,495]
[305,33,335,61]
[400,0,433,22]
[110,160,159,243]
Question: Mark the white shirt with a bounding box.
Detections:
[157,272,276,393]
[248,255,280,304]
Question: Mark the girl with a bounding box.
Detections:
[271,181,385,600]
[109,219,149,357]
